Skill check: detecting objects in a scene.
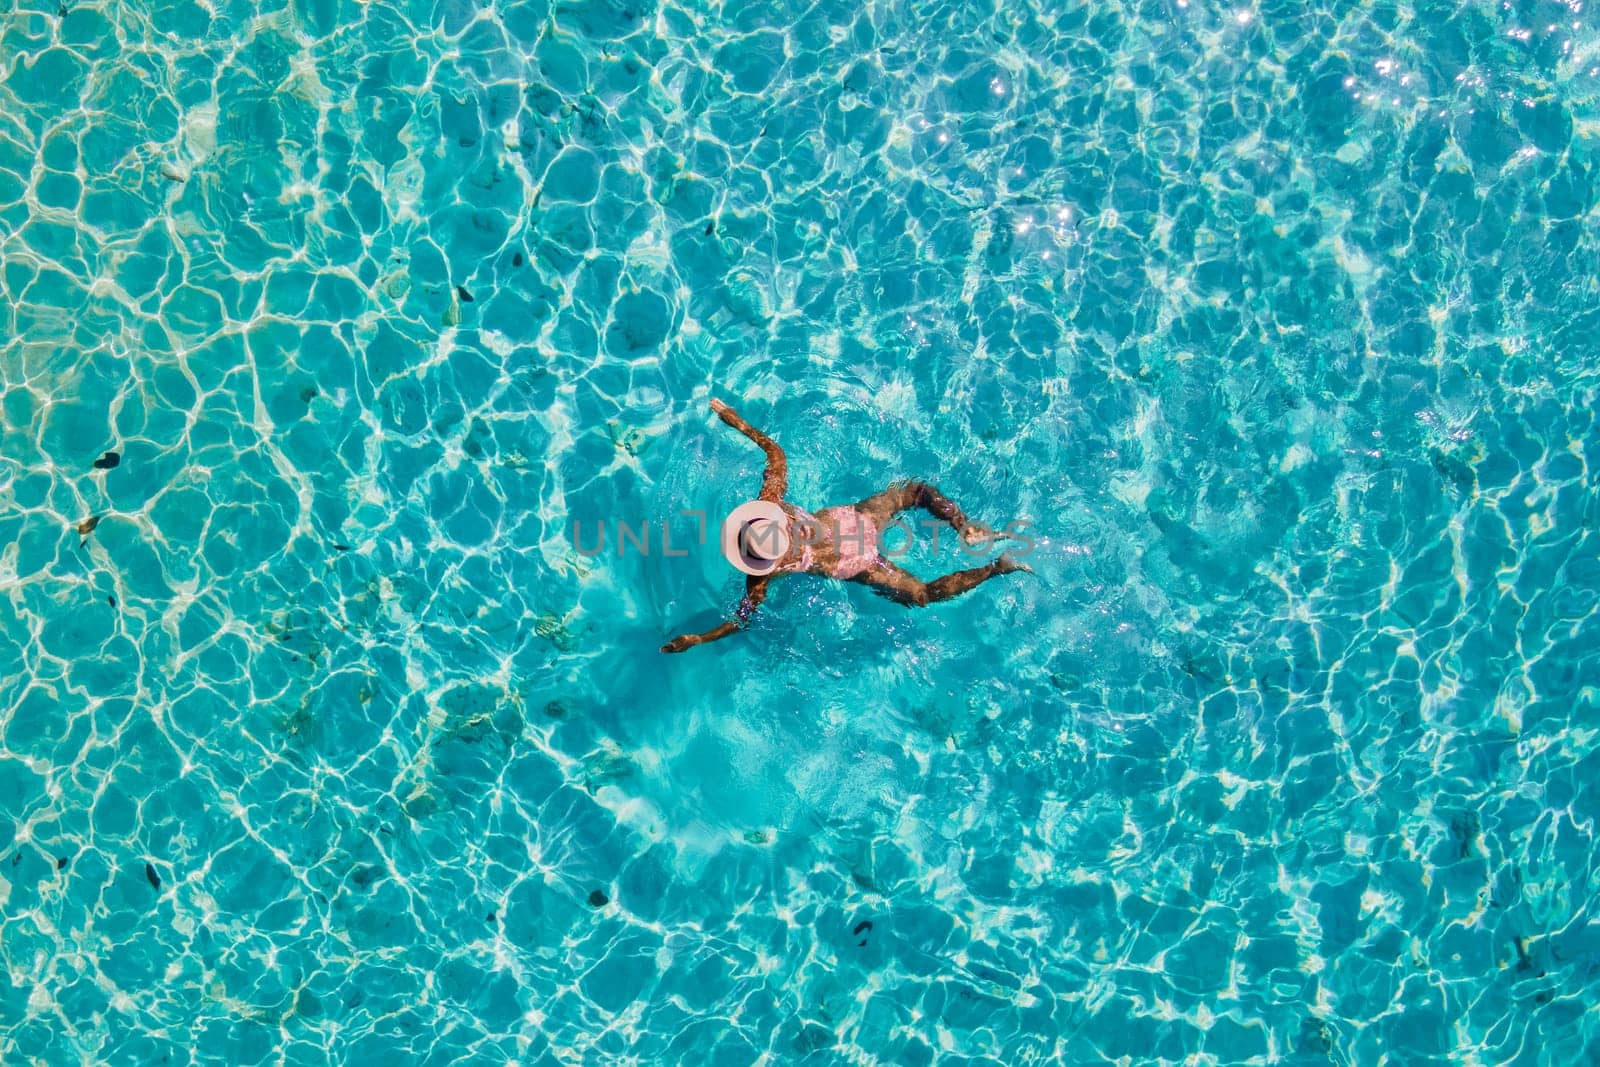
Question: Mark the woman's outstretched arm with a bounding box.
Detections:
[709,398,787,502]
[660,576,771,653]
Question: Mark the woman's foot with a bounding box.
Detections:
[995,552,1033,575]
[961,521,1003,547]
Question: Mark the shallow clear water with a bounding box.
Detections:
[3,0,1599,1062]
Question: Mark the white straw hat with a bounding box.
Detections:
[720,500,791,575]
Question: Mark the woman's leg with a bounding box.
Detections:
[855,555,1029,607]
[855,480,997,544]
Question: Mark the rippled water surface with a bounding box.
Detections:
[2,0,1599,1062]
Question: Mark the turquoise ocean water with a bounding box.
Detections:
[3,0,1599,1062]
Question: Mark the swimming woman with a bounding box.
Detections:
[661,398,1031,653]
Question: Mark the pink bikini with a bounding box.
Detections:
[783,507,880,578]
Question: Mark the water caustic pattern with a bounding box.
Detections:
[1,0,1598,1060]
